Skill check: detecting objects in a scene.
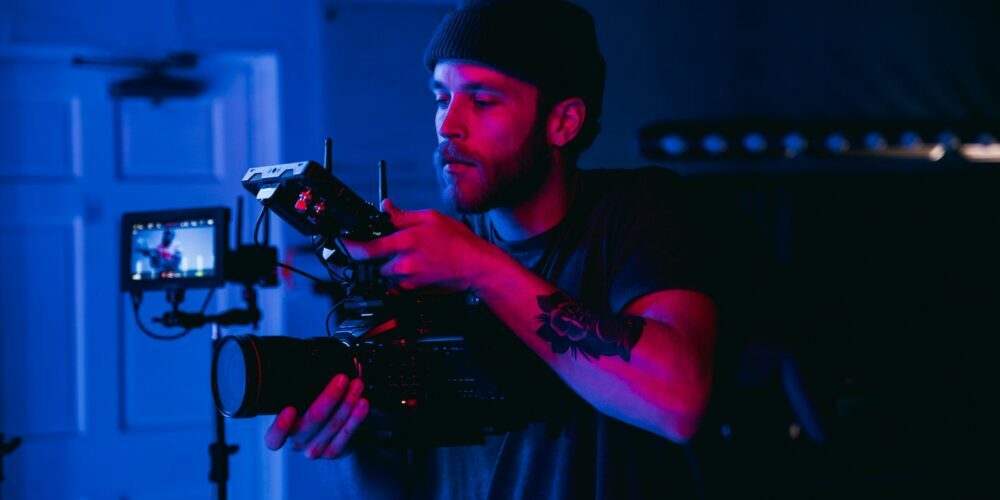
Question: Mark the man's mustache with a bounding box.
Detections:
[434,142,479,168]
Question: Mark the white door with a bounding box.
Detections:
[0,46,283,500]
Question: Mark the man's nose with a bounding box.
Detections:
[437,103,467,141]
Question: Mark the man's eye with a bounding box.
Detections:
[474,98,497,107]
[435,96,450,108]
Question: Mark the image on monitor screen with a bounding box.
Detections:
[129,218,217,282]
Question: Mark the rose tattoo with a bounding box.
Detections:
[535,291,645,361]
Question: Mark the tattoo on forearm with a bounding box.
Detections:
[535,291,645,361]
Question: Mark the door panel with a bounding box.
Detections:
[0,46,281,500]
[0,219,83,438]
[118,99,223,179]
[120,288,216,431]
[0,97,82,179]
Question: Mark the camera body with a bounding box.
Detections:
[215,293,522,446]
[210,157,524,446]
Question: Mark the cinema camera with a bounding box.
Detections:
[197,141,520,447]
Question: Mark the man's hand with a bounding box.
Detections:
[264,374,369,459]
[340,199,505,292]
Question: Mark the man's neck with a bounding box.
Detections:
[488,157,575,242]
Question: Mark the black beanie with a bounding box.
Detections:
[424,0,606,151]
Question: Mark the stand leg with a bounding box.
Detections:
[209,326,238,500]
[0,434,23,500]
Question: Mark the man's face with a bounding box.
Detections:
[431,62,551,214]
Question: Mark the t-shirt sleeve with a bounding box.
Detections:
[602,168,707,313]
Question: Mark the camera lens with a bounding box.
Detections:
[212,334,358,418]
[215,339,249,415]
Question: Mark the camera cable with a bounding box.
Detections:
[257,208,344,285]
[324,298,348,337]
[253,206,268,246]
[312,234,347,283]
[275,262,329,285]
[130,288,216,341]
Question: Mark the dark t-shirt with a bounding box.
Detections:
[325,166,703,499]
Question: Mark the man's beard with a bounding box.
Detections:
[434,121,552,214]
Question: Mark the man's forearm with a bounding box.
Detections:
[470,248,716,442]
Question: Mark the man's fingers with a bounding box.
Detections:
[264,406,298,450]
[304,379,365,459]
[341,201,450,261]
[381,199,442,230]
[323,398,370,459]
[338,198,410,261]
[339,232,408,261]
[339,238,385,261]
[380,198,400,218]
[381,199,416,229]
[380,255,416,279]
[291,374,349,448]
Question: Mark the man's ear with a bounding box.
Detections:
[546,97,587,148]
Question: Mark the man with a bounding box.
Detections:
[139,228,183,275]
[266,1,717,497]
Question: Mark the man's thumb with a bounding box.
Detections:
[381,198,416,228]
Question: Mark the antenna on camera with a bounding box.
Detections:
[378,160,388,212]
[236,196,244,244]
[263,206,271,246]
[324,137,333,173]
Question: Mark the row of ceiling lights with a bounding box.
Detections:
[640,122,1000,162]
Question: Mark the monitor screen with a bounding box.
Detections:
[121,207,229,291]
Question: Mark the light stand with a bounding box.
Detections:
[0,434,22,500]
[154,284,263,500]
[209,322,239,500]
[138,199,277,500]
